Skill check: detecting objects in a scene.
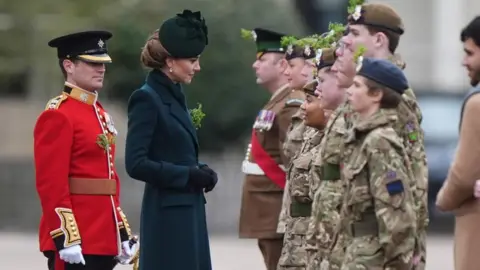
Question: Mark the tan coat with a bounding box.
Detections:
[239,84,305,239]
[436,93,480,270]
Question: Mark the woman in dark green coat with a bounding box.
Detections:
[125,10,218,270]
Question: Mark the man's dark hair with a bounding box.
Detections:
[461,16,480,46]
[58,58,79,79]
[366,26,400,54]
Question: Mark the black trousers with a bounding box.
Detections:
[44,251,117,270]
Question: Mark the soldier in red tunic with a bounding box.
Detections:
[34,30,137,270]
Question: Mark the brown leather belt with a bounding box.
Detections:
[69,178,116,195]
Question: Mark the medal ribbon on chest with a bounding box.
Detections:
[253,109,276,131]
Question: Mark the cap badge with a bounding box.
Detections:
[315,49,323,64]
[251,31,257,41]
[352,5,362,21]
[304,45,311,56]
[287,45,293,55]
[98,39,104,48]
[356,56,364,72]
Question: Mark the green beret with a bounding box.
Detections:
[348,3,404,35]
[159,10,208,58]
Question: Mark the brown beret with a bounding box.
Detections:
[302,79,318,96]
[348,3,404,35]
[316,48,336,70]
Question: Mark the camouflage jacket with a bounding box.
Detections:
[340,110,416,269]
[386,89,429,261]
[277,123,315,233]
[306,105,348,264]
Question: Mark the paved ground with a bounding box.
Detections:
[2,233,454,269]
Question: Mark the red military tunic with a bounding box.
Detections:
[34,82,132,256]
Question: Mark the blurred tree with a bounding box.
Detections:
[293,0,349,34]
[0,0,304,151]
[100,0,304,151]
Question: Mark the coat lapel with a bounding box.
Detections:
[146,70,199,151]
[168,102,199,147]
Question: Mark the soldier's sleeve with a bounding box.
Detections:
[34,110,81,250]
[282,111,305,161]
[125,89,190,188]
[277,90,305,166]
[113,173,132,242]
[367,136,416,268]
[436,94,480,211]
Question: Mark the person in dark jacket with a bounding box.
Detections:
[125,9,217,270]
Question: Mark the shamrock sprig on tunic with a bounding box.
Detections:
[190,103,206,130]
[96,133,116,152]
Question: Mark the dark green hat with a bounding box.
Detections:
[253,28,286,56]
[159,10,208,58]
[48,30,113,63]
[285,45,315,60]
[285,45,303,60]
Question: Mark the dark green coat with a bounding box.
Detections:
[125,69,212,270]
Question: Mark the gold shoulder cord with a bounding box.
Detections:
[45,94,67,110]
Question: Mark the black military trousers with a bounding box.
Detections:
[44,251,117,270]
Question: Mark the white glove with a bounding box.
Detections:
[117,240,138,265]
[59,245,85,265]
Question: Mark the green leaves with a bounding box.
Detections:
[347,0,366,14]
[190,103,206,130]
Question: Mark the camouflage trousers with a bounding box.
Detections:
[305,234,345,270]
[341,235,414,270]
[304,180,346,270]
[277,217,310,270]
[412,229,427,270]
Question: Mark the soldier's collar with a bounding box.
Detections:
[270,83,290,101]
[63,82,98,105]
[345,110,394,143]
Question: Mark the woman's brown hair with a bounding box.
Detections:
[140,30,170,69]
[364,78,402,108]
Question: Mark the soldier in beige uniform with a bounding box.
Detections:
[282,45,317,162]
[239,28,305,270]
[277,78,328,270]
[277,44,317,236]
[341,3,428,267]
[306,47,349,270]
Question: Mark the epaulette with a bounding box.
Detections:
[285,89,305,106]
[45,94,67,110]
[286,98,304,106]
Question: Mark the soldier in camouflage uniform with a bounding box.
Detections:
[339,57,416,269]
[277,77,329,270]
[278,45,317,235]
[306,48,350,270]
[342,3,428,267]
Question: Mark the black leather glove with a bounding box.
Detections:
[188,167,214,190]
[200,165,218,193]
